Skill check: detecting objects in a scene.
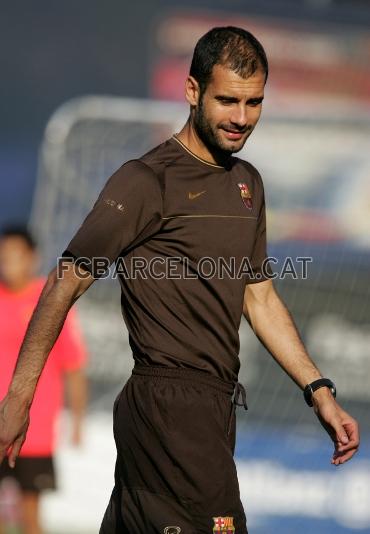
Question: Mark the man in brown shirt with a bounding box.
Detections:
[0,27,359,534]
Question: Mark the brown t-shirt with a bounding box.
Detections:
[63,136,271,382]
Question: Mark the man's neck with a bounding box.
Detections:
[176,120,230,167]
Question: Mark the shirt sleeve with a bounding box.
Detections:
[245,168,273,284]
[61,159,163,277]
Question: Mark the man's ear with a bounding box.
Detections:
[185,75,201,106]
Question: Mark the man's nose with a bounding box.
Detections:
[229,105,247,128]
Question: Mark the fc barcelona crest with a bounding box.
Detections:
[213,516,235,533]
[237,182,252,210]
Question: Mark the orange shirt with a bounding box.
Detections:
[0,278,87,456]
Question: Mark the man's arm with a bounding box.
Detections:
[243,278,360,465]
[65,368,88,446]
[0,159,164,469]
[0,261,94,467]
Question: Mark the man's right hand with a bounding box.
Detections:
[0,394,30,468]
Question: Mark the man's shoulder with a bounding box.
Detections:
[139,137,177,173]
[232,156,264,187]
[129,137,176,196]
[109,156,163,194]
[233,156,261,177]
[113,138,173,180]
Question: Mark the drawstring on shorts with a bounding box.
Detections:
[227,382,248,436]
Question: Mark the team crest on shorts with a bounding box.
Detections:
[212,516,235,533]
[237,182,252,210]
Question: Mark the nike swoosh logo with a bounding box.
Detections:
[188,190,206,200]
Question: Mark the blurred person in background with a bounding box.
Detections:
[0,27,360,533]
[0,226,88,534]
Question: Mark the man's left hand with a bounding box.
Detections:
[312,388,360,465]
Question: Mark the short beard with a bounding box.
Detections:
[192,95,250,158]
[193,96,231,156]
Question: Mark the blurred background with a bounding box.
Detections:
[1,0,370,532]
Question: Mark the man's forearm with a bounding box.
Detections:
[8,263,93,405]
[244,282,322,390]
[8,270,76,404]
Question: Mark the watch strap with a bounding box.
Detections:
[303,378,336,407]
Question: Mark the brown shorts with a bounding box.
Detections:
[0,456,56,494]
[100,365,248,534]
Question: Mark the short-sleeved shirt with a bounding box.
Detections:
[63,135,271,382]
[0,279,87,456]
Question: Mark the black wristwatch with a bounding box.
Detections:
[303,378,336,407]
